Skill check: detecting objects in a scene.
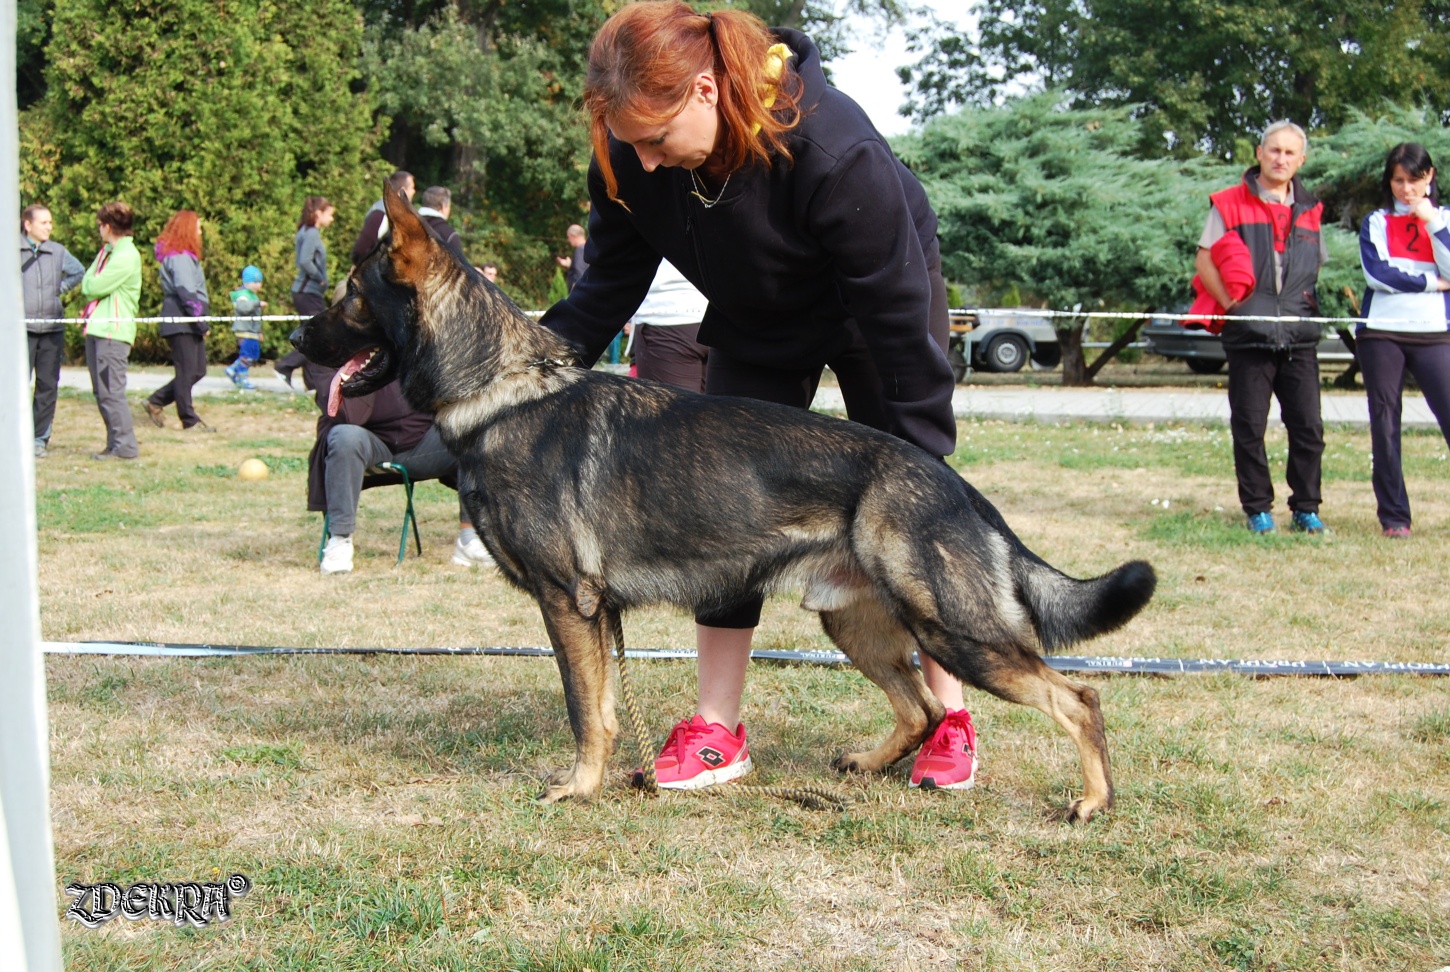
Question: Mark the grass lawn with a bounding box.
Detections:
[37,387,1449,971]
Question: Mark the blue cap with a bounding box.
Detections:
[241,265,264,284]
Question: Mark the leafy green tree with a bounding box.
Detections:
[17,0,54,108]
[358,0,605,304]
[724,0,914,61]
[900,0,1450,157]
[21,0,382,361]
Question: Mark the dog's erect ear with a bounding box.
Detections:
[384,179,431,284]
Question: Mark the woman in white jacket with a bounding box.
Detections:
[1358,142,1450,538]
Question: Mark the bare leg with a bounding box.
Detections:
[694,624,753,728]
[921,654,965,710]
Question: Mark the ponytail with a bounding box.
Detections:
[584,1,802,204]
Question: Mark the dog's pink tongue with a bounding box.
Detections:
[327,350,373,416]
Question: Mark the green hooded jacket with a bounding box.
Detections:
[80,235,143,344]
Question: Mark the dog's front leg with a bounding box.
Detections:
[535,584,615,803]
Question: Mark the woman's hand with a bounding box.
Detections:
[1434,277,1450,292]
[1410,197,1438,223]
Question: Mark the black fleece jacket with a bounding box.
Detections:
[539,29,955,457]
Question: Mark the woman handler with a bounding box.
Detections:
[540,1,976,791]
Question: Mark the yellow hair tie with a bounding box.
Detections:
[752,43,793,136]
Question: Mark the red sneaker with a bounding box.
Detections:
[909,709,978,790]
[654,715,752,790]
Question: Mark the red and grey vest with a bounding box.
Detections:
[1209,168,1324,350]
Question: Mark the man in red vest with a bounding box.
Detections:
[1195,121,1329,535]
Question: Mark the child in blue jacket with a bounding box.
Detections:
[225,265,267,390]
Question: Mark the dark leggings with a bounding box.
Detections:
[1358,334,1450,529]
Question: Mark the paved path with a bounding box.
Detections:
[817,385,1436,429]
[59,367,1440,429]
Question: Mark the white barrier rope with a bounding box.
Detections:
[22,308,1441,327]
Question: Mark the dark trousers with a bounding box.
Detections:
[1224,346,1324,515]
[278,292,328,375]
[148,332,208,428]
[694,263,951,629]
[1357,336,1450,529]
[28,330,66,445]
[635,322,708,393]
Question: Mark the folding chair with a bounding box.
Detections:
[317,460,423,565]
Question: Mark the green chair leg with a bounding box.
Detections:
[317,463,424,566]
[375,461,423,564]
[318,512,331,563]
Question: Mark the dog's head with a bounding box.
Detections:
[291,179,580,418]
[289,182,454,403]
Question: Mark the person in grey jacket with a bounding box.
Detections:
[144,210,213,431]
[291,196,335,315]
[22,204,85,457]
[277,196,335,386]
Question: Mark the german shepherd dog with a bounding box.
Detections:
[292,186,1156,822]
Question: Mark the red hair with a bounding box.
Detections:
[155,209,202,260]
[584,1,802,204]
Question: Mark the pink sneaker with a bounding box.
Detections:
[910,709,978,790]
[655,715,752,790]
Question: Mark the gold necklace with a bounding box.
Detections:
[689,168,731,208]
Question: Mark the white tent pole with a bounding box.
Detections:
[0,0,65,966]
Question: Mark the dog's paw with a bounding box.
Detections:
[1063,796,1109,824]
[537,768,601,805]
[831,752,878,775]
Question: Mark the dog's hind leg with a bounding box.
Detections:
[949,649,1114,823]
[821,596,944,775]
[535,583,617,803]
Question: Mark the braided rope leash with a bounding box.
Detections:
[609,610,660,796]
[609,611,855,812]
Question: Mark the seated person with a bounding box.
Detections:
[302,358,493,574]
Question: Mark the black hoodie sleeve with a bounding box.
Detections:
[538,158,662,365]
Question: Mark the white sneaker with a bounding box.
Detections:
[452,535,496,567]
[320,535,354,574]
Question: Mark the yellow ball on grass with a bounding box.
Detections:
[238,458,270,481]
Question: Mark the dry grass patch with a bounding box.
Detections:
[38,391,1450,970]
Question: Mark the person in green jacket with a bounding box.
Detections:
[80,201,143,459]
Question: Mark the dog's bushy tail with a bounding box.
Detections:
[1014,557,1157,653]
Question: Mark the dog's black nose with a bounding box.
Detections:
[288,327,304,348]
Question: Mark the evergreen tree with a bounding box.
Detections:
[896,93,1359,384]
[20,0,382,361]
